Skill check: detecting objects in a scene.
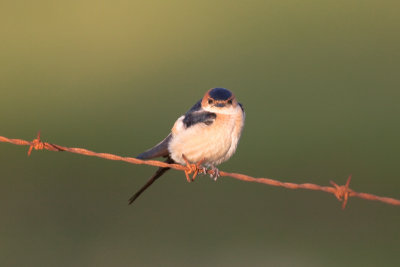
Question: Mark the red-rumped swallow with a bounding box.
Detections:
[129,88,245,204]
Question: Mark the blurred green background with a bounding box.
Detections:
[1,1,399,266]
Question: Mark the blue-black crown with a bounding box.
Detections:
[209,88,232,100]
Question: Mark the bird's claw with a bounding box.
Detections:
[181,155,219,182]
[209,165,220,181]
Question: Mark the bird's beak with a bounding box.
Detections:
[215,103,225,107]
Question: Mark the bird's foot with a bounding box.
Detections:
[200,166,208,176]
[182,154,205,182]
[209,165,220,181]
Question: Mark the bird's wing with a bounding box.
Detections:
[182,100,216,128]
[136,133,172,159]
[183,111,216,128]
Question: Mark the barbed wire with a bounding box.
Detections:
[1,132,399,209]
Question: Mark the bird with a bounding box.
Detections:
[128,88,245,204]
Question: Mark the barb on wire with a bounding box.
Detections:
[1,132,399,209]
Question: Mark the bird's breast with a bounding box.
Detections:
[169,111,244,166]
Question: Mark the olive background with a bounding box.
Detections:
[0,1,399,266]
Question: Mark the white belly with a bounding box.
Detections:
[168,113,243,166]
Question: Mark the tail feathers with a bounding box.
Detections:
[128,157,173,205]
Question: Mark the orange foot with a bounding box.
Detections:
[182,154,205,182]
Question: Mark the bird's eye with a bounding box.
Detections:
[227,99,233,105]
[208,99,214,104]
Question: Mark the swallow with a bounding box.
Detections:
[129,88,245,204]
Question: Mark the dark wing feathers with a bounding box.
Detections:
[238,102,244,112]
[183,111,216,128]
[137,100,216,160]
[186,100,202,113]
[136,133,172,160]
[183,100,216,128]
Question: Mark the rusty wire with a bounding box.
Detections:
[1,132,399,209]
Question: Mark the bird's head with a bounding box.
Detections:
[201,88,240,114]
